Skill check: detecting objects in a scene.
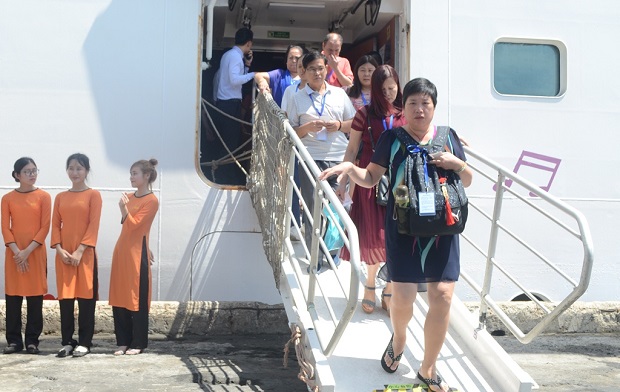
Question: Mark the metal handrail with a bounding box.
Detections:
[252,90,593,352]
[463,146,594,343]
[277,112,361,357]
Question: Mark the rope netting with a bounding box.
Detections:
[247,93,293,290]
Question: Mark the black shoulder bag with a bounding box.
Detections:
[367,114,390,207]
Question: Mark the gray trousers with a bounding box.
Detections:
[299,160,340,264]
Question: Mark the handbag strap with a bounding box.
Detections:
[393,126,450,154]
[366,109,377,152]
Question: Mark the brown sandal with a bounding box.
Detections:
[381,287,392,315]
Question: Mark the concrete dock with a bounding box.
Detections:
[0,301,618,391]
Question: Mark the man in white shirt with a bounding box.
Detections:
[213,27,255,185]
[285,51,356,268]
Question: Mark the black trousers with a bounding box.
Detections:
[112,237,150,349]
[112,307,149,349]
[5,294,43,349]
[213,99,245,185]
[59,298,96,348]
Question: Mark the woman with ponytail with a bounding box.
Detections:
[109,159,159,356]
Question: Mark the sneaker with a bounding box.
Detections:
[290,230,301,242]
[72,345,90,357]
[57,345,74,358]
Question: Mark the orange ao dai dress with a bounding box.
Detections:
[1,189,51,296]
[50,189,102,300]
[109,193,159,311]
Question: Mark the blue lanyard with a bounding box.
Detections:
[361,93,368,106]
[382,114,394,131]
[405,126,436,189]
[408,145,431,189]
[327,69,334,81]
[309,92,327,117]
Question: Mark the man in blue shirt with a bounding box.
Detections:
[254,45,303,107]
[213,27,255,185]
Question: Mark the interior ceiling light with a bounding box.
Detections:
[269,2,326,9]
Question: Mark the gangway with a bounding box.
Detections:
[248,93,594,391]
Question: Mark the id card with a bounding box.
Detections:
[316,128,328,141]
[418,192,436,216]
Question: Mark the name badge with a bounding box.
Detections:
[316,128,328,141]
[418,191,436,216]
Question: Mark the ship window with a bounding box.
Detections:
[493,40,566,97]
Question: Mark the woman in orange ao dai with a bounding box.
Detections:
[1,157,51,355]
[51,153,102,358]
[109,159,159,356]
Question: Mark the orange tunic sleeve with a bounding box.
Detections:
[50,194,61,248]
[122,197,159,230]
[1,193,15,245]
[33,192,51,245]
[80,190,102,248]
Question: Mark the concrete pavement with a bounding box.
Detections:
[0,301,619,391]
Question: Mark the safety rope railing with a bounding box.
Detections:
[248,92,361,358]
[200,98,252,182]
[461,146,594,343]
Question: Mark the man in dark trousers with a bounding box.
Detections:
[213,27,255,185]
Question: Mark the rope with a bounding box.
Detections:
[283,323,319,392]
[201,98,251,177]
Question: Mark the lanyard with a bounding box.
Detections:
[327,69,334,81]
[382,114,394,131]
[284,71,299,86]
[361,92,368,106]
[309,92,327,117]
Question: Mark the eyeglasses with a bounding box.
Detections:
[306,66,326,74]
[22,169,39,176]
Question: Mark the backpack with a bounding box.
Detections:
[390,126,468,237]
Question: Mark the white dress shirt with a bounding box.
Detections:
[216,46,255,101]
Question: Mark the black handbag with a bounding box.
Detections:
[367,113,389,207]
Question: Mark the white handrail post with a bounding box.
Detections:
[479,172,507,328]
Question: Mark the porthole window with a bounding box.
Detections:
[493,39,566,97]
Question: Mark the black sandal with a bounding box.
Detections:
[362,285,376,314]
[3,343,22,354]
[417,371,451,391]
[380,334,403,373]
[26,345,40,355]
